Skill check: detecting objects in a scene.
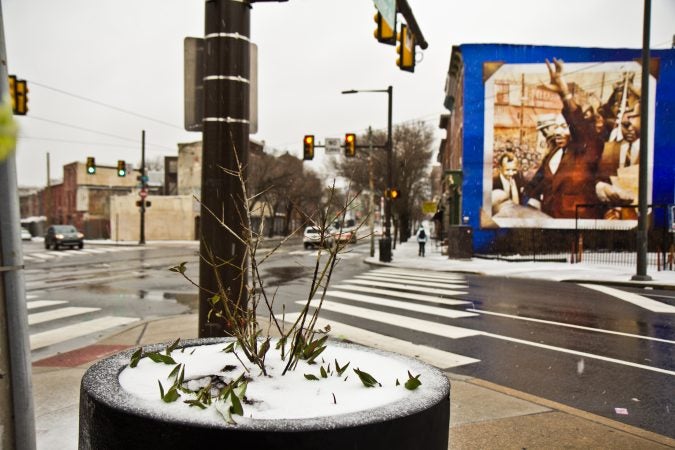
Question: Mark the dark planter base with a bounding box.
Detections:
[79,338,450,450]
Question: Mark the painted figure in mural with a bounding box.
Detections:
[523,58,604,219]
[492,152,525,213]
[594,74,641,220]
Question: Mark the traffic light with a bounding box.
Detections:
[15,79,28,115]
[117,160,127,177]
[86,157,96,175]
[385,188,400,199]
[8,75,16,112]
[344,133,356,157]
[373,11,396,45]
[396,24,415,73]
[303,135,314,160]
[8,75,28,115]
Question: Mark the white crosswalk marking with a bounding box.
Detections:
[30,316,139,350]
[354,274,467,289]
[368,271,467,284]
[347,279,466,296]
[334,284,469,304]
[280,312,480,369]
[27,300,68,310]
[325,290,477,319]
[28,306,100,325]
[299,300,480,339]
[579,284,675,313]
[373,268,465,281]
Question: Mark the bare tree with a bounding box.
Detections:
[333,121,434,242]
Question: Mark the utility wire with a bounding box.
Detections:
[28,80,183,130]
[18,135,170,152]
[27,116,175,151]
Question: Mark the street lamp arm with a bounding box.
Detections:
[341,89,389,94]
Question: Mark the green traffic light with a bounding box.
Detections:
[87,166,96,175]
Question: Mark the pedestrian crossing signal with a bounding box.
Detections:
[303,135,314,160]
[117,160,127,177]
[86,157,96,175]
[344,133,356,157]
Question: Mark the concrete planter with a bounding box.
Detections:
[79,338,450,450]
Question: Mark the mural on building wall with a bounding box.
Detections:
[482,59,655,229]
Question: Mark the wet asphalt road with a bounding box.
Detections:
[21,239,675,437]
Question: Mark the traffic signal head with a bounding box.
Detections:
[303,135,314,160]
[385,188,400,199]
[8,75,16,113]
[117,160,127,177]
[344,133,356,157]
[396,24,416,73]
[86,157,96,175]
[15,80,28,115]
[373,11,396,45]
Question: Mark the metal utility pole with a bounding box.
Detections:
[46,152,51,225]
[633,0,652,281]
[139,130,146,245]
[0,2,37,448]
[341,86,393,262]
[368,127,375,257]
[199,0,251,337]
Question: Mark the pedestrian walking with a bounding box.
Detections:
[416,226,428,257]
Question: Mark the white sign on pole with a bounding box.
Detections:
[373,0,396,29]
[325,138,341,154]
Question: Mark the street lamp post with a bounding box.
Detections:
[342,86,393,262]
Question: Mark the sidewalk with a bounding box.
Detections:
[31,240,675,449]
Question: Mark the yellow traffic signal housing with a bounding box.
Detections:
[396,24,415,73]
[8,75,28,115]
[86,157,96,175]
[8,75,16,112]
[344,133,356,157]
[117,160,127,177]
[15,79,28,115]
[303,135,314,160]
[373,11,396,45]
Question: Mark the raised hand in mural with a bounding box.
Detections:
[542,57,581,114]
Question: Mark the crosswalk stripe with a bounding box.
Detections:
[326,290,477,319]
[579,284,675,313]
[30,252,57,259]
[373,268,465,281]
[335,284,469,304]
[78,248,108,254]
[299,300,481,339]
[30,316,139,350]
[26,300,68,310]
[348,279,466,296]
[368,271,466,284]
[28,307,100,325]
[280,312,480,369]
[355,274,467,289]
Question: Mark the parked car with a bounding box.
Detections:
[331,227,356,244]
[45,225,84,250]
[20,228,32,241]
[303,227,333,249]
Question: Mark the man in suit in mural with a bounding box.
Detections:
[523,58,604,219]
[493,152,525,204]
[594,76,641,219]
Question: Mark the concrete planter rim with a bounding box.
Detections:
[81,337,450,432]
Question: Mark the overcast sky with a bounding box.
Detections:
[4,0,674,187]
